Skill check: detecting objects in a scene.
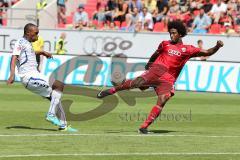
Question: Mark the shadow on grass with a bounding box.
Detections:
[149,130,178,134]
[6,126,58,131]
[104,129,178,134]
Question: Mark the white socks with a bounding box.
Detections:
[48,90,62,115]
[56,101,67,127]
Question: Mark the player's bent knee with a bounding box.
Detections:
[157,93,171,106]
[52,80,64,91]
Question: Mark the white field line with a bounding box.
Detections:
[0,133,240,138]
[1,152,240,158]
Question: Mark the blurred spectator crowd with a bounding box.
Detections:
[0,0,20,26]
[1,0,240,35]
[60,0,240,35]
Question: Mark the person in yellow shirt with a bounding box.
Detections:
[36,0,48,25]
[37,0,47,10]
[222,23,236,35]
[32,35,45,71]
[144,0,157,14]
[55,32,67,55]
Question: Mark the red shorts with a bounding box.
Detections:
[139,65,175,96]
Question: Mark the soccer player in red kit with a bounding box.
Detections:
[97,20,224,134]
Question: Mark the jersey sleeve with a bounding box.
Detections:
[12,40,22,56]
[156,42,163,52]
[156,41,168,52]
[188,45,201,58]
[39,37,44,47]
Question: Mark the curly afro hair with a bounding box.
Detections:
[167,20,187,37]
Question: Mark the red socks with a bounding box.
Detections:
[109,88,116,94]
[114,79,133,92]
[140,105,163,129]
[108,79,133,94]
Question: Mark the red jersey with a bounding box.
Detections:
[153,40,201,82]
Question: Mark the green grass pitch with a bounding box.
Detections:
[0,82,240,160]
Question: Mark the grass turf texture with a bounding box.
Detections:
[0,82,240,160]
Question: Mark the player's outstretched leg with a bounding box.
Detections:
[46,89,62,126]
[97,77,145,98]
[46,80,64,126]
[139,94,171,134]
[57,102,78,132]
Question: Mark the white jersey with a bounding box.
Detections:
[13,37,38,77]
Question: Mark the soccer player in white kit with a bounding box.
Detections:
[7,23,77,132]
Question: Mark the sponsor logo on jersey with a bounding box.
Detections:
[168,49,181,56]
[181,48,186,52]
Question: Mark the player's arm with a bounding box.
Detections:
[140,49,162,91]
[35,51,53,59]
[7,40,22,85]
[145,42,163,70]
[145,50,159,70]
[7,55,18,85]
[197,40,224,57]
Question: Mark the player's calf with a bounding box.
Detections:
[97,78,146,99]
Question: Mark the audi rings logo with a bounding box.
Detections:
[168,49,181,56]
[83,36,133,56]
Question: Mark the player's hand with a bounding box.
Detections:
[216,40,224,48]
[7,75,15,85]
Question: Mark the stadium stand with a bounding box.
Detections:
[0,0,20,26]
[65,0,240,34]
[1,0,239,35]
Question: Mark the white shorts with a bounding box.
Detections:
[21,72,52,97]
